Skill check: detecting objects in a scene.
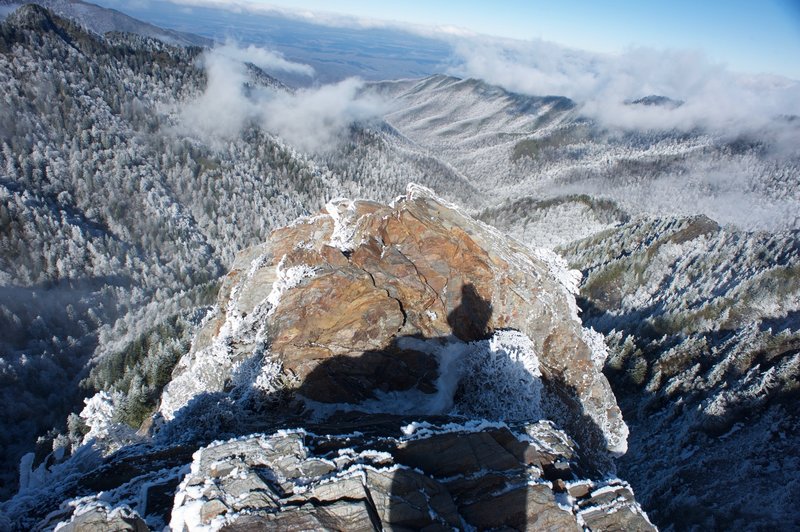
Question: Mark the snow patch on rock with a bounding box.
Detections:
[582,326,610,370]
[266,255,317,315]
[325,198,359,251]
[160,251,315,420]
[533,248,582,298]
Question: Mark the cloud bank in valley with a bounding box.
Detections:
[179,42,385,152]
[155,3,799,232]
[165,2,798,142]
[441,36,800,231]
[260,79,384,153]
[448,36,800,136]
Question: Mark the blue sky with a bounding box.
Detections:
[195,0,800,79]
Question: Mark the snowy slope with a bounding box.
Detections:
[560,215,800,529]
[369,75,800,233]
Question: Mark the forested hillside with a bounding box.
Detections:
[373,75,800,232]
[0,5,475,497]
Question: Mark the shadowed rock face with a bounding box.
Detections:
[161,184,628,462]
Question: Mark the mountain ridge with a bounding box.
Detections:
[368,73,800,232]
[0,0,211,47]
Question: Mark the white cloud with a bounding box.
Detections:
[262,78,385,153]
[166,1,800,154]
[169,1,800,136]
[180,45,256,139]
[447,36,800,134]
[214,40,315,77]
[162,0,800,135]
[179,43,385,152]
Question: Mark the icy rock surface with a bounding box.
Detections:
[160,183,628,460]
[169,418,653,531]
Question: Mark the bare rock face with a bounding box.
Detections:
[169,418,652,532]
[160,184,628,461]
[48,504,150,532]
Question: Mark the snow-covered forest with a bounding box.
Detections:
[0,5,477,496]
[1,5,799,528]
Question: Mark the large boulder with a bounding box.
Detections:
[160,184,628,462]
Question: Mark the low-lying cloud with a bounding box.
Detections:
[448,36,800,135]
[261,79,384,152]
[180,43,385,152]
[163,1,800,140]
[213,41,315,77]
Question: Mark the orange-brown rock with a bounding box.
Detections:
[160,184,627,459]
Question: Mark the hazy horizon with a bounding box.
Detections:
[94,0,800,80]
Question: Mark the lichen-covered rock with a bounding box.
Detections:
[159,184,628,462]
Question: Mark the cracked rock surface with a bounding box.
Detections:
[170,418,653,531]
[161,184,628,460]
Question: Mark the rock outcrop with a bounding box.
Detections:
[6,185,650,530]
[161,184,628,461]
[170,417,653,531]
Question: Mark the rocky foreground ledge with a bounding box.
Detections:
[170,417,653,531]
[6,185,651,530]
[39,417,653,531]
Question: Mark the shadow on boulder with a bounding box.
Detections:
[25,285,615,530]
